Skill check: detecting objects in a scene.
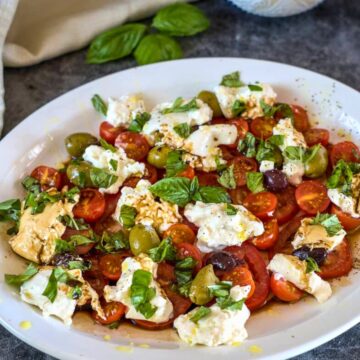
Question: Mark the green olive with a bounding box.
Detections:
[197,90,223,117]
[147,146,172,169]
[274,148,284,168]
[129,224,160,256]
[65,132,98,158]
[189,264,219,305]
[304,145,328,178]
[66,161,93,187]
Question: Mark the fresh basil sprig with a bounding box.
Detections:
[91,94,108,116]
[310,213,343,237]
[58,215,89,230]
[248,84,263,91]
[148,238,176,263]
[226,204,238,216]
[232,100,246,117]
[238,132,256,158]
[220,71,244,88]
[260,100,294,121]
[90,167,118,188]
[5,263,39,287]
[165,150,187,177]
[0,198,21,234]
[161,97,199,115]
[173,123,192,138]
[99,138,117,153]
[128,112,151,133]
[305,257,320,273]
[96,230,129,253]
[175,257,197,285]
[217,164,236,189]
[190,306,211,323]
[208,280,246,310]
[120,205,137,229]
[246,172,265,193]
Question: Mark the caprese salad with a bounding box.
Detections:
[1,71,356,346]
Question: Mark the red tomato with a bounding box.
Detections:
[99,253,128,281]
[83,272,109,297]
[176,243,202,272]
[99,121,125,145]
[123,163,158,188]
[330,204,360,231]
[164,223,195,245]
[230,155,258,187]
[252,219,279,250]
[270,273,304,302]
[304,128,330,147]
[243,192,278,220]
[31,166,61,191]
[196,172,219,186]
[295,181,330,215]
[225,242,270,311]
[177,165,195,179]
[220,145,235,161]
[157,262,176,287]
[179,213,199,235]
[115,132,150,161]
[93,216,124,235]
[227,118,249,148]
[102,192,121,219]
[73,188,106,223]
[250,117,277,139]
[229,186,250,205]
[291,105,310,132]
[222,265,255,298]
[61,228,95,255]
[92,301,126,325]
[319,239,353,279]
[274,186,299,225]
[330,141,360,166]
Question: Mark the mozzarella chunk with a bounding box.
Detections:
[9,198,78,264]
[267,254,332,303]
[259,160,275,173]
[20,268,104,325]
[114,179,181,232]
[184,202,264,253]
[106,95,145,127]
[214,83,277,119]
[282,159,305,186]
[174,285,250,346]
[182,152,227,172]
[272,118,307,151]
[104,254,173,323]
[292,218,346,251]
[83,145,145,194]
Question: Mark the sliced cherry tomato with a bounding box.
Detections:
[291,105,310,132]
[61,228,95,255]
[179,210,199,235]
[176,243,202,272]
[83,272,109,297]
[196,171,219,186]
[60,170,72,189]
[274,186,299,225]
[157,262,176,287]
[115,132,150,161]
[219,145,235,161]
[295,181,330,215]
[123,163,158,188]
[93,216,125,235]
[252,219,279,250]
[250,117,277,139]
[319,239,352,279]
[99,253,127,281]
[229,186,250,205]
[230,155,258,187]
[225,242,270,311]
[102,192,121,219]
[330,204,360,231]
[304,128,330,147]
[99,121,125,145]
[31,166,61,191]
[222,265,255,298]
[164,223,195,245]
[73,188,106,223]
[92,301,126,325]
[177,165,195,179]
[243,192,277,220]
[227,118,249,148]
[210,117,227,125]
[270,273,304,302]
[330,141,360,167]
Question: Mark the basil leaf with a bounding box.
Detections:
[176,257,197,270]
[148,238,176,263]
[268,135,284,146]
[189,176,200,197]
[304,144,321,164]
[42,268,71,303]
[306,257,320,273]
[120,205,137,229]
[208,281,232,298]
[110,159,118,171]
[68,260,91,271]
[96,231,129,253]
[275,103,294,121]
[283,146,305,161]
[55,239,75,254]
[256,140,275,163]
[69,235,95,247]
[165,150,187,177]
[190,306,211,323]
[152,3,210,37]
[68,285,82,300]
[175,256,197,285]
[218,164,236,189]
[91,94,107,116]
[326,159,353,194]
[220,71,244,88]
[99,138,117,153]
[128,112,151,133]
[193,186,231,204]
[246,172,265,193]
[0,198,21,228]
[22,176,41,194]
[177,281,192,297]
[5,263,39,287]
[134,34,182,66]
[248,84,263,91]
[63,187,80,203]
[90,167,118,188]
[310,213,343,236]
[173,123,191,138]
[238,132,256,158]
[232,100,246,117]
[87,23,147,64]
[58,215,89,230]
[215,156,227,172]
[162,97,199,115]
[216,296,245,311]
[226,204,237,216]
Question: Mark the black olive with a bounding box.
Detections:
[206,251,244,272]
[292,246,311,261]
[309,247,327,266]
[51,252,79,266]
[264,169,288,193]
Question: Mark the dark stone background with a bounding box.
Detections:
[1,0,359,358]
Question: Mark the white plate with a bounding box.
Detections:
[0,58,359,360]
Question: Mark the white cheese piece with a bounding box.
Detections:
[267,254,332,303]
[174,285,250,346]
[20,268,104,325]
[282,159,305,186]
[114,179,182,233]
[259,160,275,173]
[272,118,307,151]
[214,83,277,119]
[104,254,173,323]
[292,218,346,251]
[182,152,226,172]
[184,201,264,253]
[83,145,145,194]
[328,189,360,218]
[9,197,78,264]
[106,95,145,127]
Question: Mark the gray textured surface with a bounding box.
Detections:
[1,0,359,359]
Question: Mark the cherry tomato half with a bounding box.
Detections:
[99,253,128,281]
[222,265,255,299]
[61,228,95,255]
[270,273,304,302]
[330,141,360,167]
[330,204,360,231]
[196,172,219,186]
[252,219,279,250]
[295,181,330,215]
[177,165,195,180]
[164,223,196,245]
[304,128,330,147]
[123,163,158,188]
[99,121,125,145]
[73,188,106,223]
[115,132,150,161]
[229,186,250,205]
[176,243,202,272]
[101,192,121,219]
[250,117,277,139]
[230,155,258,187]
[227,118,249,148]
[274,186,299,225]
[291,105,310,132]
[243,192,278,220]
[92,301,126,325]
[157,262,176,287]
[31,166,61,191]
